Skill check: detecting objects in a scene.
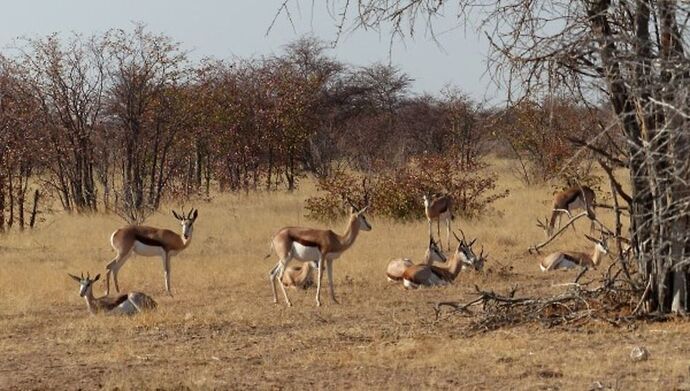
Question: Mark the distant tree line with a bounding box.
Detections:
[0,24,600,228]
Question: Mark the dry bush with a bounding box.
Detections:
[305,155,508,222]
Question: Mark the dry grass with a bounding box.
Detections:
[1,158,689,390]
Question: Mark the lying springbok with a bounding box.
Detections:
[105,208,198,296]
[386,237,447,282]
[68,272,157,315]
[402,231,485,289]
[423,194,454,250]
[540,233,609,271]
[280,262,316,290]
[547,186,596,237]
[268,204,372,307]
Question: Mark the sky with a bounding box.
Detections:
[0,1,496,102]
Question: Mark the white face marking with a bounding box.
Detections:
[358,214,372,231]
[79,281,90,297]
[181,220,194,239]
[597,242,608,254]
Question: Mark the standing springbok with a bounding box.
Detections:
[546,186,596,237]
[105,208,198,296]
[540,233,609,271]
[423,194,454,250]
[268,204,372,307]
[69,272,157,315]
[402,231,485,289]
[386,237,447,282]
[280,262,316,290]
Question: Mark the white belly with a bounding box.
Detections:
[133,241,165,257]
[110,300,138,316]
[291,243,340,262]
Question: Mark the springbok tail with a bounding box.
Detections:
[264,240,276,260]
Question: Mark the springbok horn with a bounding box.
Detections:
[459,228,468,243]
[452,231,461,243]
[345,197,358,210]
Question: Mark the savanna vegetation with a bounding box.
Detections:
[3,0,690,386]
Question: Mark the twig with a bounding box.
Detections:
[632,277,652,315]
[528,211,589,253]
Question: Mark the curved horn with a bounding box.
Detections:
[458,228,467,243]
[452,231,461,243]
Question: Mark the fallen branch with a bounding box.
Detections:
[434,278,644,334]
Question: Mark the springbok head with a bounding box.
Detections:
[453,230,484,271]
[422,194,430,207]
[68,272,100,297]
[585,232,609,255]
[172,208,199,239]
[345,196,372,232]
[427,236,447,263]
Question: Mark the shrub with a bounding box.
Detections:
[305,155,508,222]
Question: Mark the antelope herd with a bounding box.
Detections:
[68,184,613,315]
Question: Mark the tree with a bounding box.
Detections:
[280,1,690,314]
[18,33,106,212]
[103,24,190,221]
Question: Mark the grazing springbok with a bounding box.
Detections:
[386,237,447,282]
[105,208,198,296]
[268,204,372,307]
[540,233,609,271]
[423,194,454,250]
[547,186,596,237]
[402,231,485,289]
[280,262,316,290]
[68,272,157,315]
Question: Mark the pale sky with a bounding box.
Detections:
[0,1,496,101]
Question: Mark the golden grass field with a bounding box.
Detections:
[2,158,690,390]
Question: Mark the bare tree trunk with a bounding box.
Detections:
[29,189,39,228]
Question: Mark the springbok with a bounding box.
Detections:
[540,233,609,271]
[280,262,316,290]
[68,272,157,315]
[268,204,372,307]
[423,194,454,250]
[105,208,198,296]
[547,186,596,237]
[386,237,447,282]
[402,231,485,289]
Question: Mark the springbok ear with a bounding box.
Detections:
[350,206,356,214]
[469,238,477,247]
[172,210,181,220]
[358,206,369,214]
[584,234,597,243]
[93,274,101,282]
[191,209,198,220]
[68,273,81,282]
